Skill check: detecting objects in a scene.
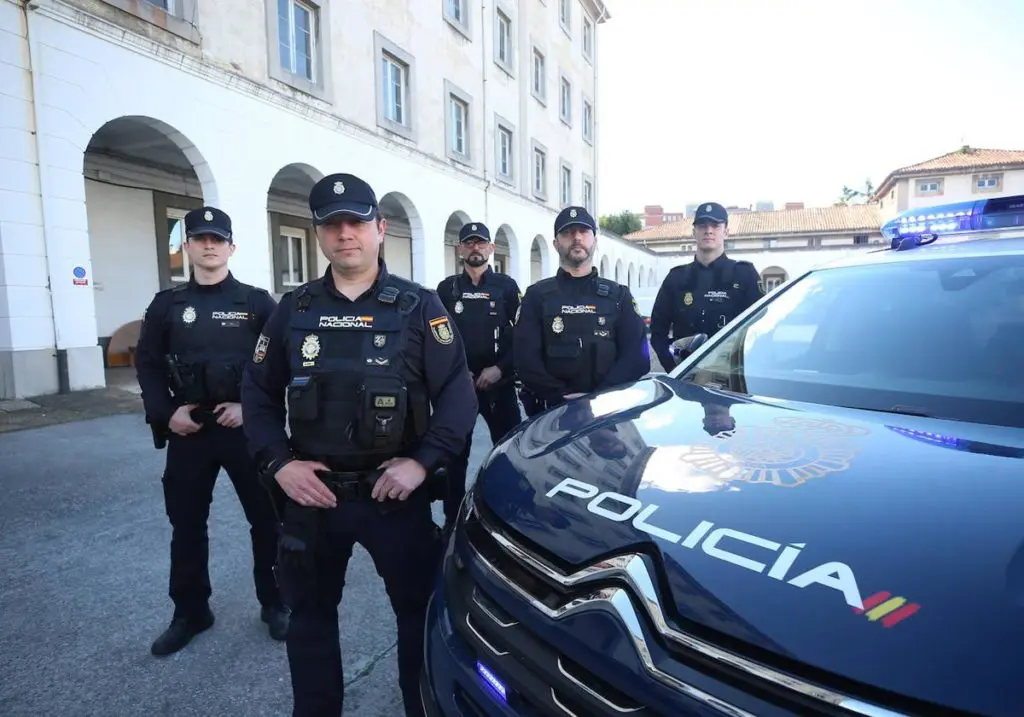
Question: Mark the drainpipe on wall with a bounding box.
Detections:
[480,0,491,228]
[24,1,70,394]
[592,2,608,224]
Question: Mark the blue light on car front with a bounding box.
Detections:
[880,193,1024,250]
[476,660,509,703]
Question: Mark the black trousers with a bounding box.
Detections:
[279,497,441,717]
[444,382,523,524]
[161,424,281,618]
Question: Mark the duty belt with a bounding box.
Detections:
[314,469,382,502]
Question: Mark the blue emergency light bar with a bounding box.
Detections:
[880,193,1024,250]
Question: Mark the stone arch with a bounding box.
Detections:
[443,211,472,278]
[761,265,789,293]
[378,192,424,281]
[647,267,657,287]
[530,234,552,284]
[494,224,517,278]
[628,262,636,289]
[599,255,611,278]
[614,258,624,284]
[83,115,220,369]
[266,163,324,295]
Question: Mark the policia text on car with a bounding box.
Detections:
[650,202,764,371]
[436,221,523,526]
[514,206,650,416]
[240,172,478,717]
[134,206,288,657]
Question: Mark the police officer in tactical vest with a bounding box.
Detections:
[134,206,289,657]
[436,221,523,526]
[514,206,650,417]
[240,172,477,717]
[650,202,764,371]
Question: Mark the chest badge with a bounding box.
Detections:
[684,291,694,307]
[454,300,464,314]
[552,316,564,333]
[300,334,321,365]
[182,306,197,324]
[373,334,386,348]
[598,316,606,326]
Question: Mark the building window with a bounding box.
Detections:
[276,226,311,291]
[266,0,330,98]
[444,80,473,166]
[560,160,572,206]
[582,98,593,143]
[166,208,191,283]
[108,0,199,42]
[495,115,515,185]
[559,0,571,34]
[583,176,594,213]
[915,178,943,196]
[532,47,546,104]
[494,5,514,74]
[559,74,572,126]
[374,32,416,141]
[853,235,870,245]
[532,140,548,200]
[582,14,594,60]
[444,0,472,39]
[974,173,1003,193]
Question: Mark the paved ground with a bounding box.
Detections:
[0,409,494,716]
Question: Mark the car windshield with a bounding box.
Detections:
[673,251,1024,429]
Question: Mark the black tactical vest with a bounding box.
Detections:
[535,275,624,394]
[284,275,430,470]
[445,275,507,371]
[166,281,259,405]
[671,259,749,335]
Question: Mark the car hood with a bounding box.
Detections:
[475,377,1024,715]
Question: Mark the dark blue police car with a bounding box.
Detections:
[421,195,1024,717]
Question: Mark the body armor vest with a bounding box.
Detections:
[284,276,430,471]
[535,276,624,394]
[166,282,258,406]
[671,260,747,335]
[446,276,507,371]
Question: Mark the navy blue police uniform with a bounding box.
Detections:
[513,206,650,417]
[649,202,764,371]
[134,205,288,656]
[240,173,477,717]
[435,221,523,525]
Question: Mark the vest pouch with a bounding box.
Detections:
[204,362,242,404]
[355,375,408,453]
[287,376,320,422]
[545,339,584,383]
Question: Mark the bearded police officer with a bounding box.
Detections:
[135,206,288,657]
[513,206,650,417]
[240,172,477,717]
[650,202,763,371]
[436,221,522,526]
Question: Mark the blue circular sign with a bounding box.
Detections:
[73,266,86,279]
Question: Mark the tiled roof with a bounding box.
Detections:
[624,203,883,242]
[873,146,1024,199]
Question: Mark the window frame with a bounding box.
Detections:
[265,0,333,101]
[444,79,474,166]
[374,32,417,141]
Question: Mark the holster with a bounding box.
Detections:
[279,499,323,572]
[147,418,168,450]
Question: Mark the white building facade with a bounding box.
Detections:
[1,0,660,399]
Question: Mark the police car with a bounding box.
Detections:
[421,194,1024,717]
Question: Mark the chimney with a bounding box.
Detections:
[785,202,804,210]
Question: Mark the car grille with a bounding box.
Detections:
[449,496,928,717]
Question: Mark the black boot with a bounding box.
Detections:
[151,607,215,656]
[261,606,289,641]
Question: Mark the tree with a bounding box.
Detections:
[599,210,643,236]
[837,179,876,205]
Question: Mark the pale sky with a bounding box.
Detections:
[595,0,1024,215]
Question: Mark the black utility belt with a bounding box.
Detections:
[314,469,382,502]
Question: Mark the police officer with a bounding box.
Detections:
[650,202,763,371]
[513,206,650,416]
[134,206,288,657]
[436,221,522,526]
[240,172,477,717]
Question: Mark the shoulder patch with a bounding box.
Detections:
[632,298,642,315]
[428,316,454,345]
[514,304,521,325]
[253,333,270,363]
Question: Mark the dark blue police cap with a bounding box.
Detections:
[184,206,232,242]
[554,206,597,235]
[693,202,729,224]
[309,173,379,225]
[459,222,491,243]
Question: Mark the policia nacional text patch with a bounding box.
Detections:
[429,316,454,345]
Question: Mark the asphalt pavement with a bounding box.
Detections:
[0,412,494,716]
